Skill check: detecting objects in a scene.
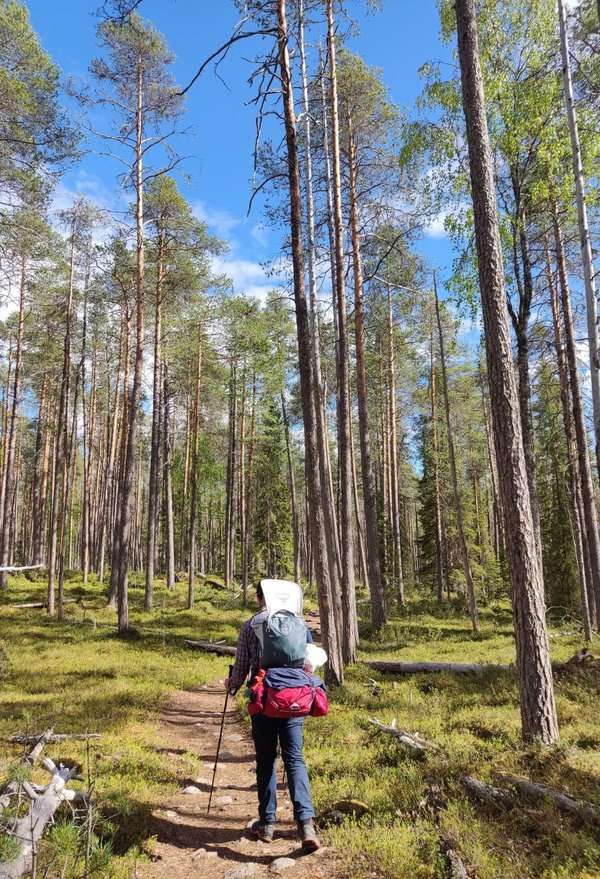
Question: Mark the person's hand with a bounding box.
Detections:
[224,676,230,691]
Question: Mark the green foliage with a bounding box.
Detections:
[535,361,580,614]
[0,0,78,206]
[0,830,20,863]
[305,602,600,879]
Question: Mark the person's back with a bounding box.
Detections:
[227,581,320,852]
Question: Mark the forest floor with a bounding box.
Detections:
[1,574,600,879]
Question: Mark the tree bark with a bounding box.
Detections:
[434,277,480,631]
[454,0,558,743]
[281,392,300,583]
[347,114,386,630]
[386,286,404,606]
[546,241,593,640]
[557,0,600,471]
[111,55,145,633]
[326,0,358,657]
[47,229,75,616]
[145,230,165,609]
[187,336,202,608]
[277,0,343,684]
[429,323,446,604]
[553,206,600,628]
[0,261,25,591]
[163,363,176,590]
[224,359,237,587]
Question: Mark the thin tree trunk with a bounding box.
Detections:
[224,360,237,588]
[0,261,25,591]
[188,336,202,608]
[386,286,404,605]
[325,0,358,658]
[429,323,446,604]
[242,373,257,604]
[47,228,76,615]
[434,277,480,631]
[553,206,600,629]
[112,56,145,633]
[547,240,593,640]
[557,0,600,471]
[349,410,369,588]
[478,360,504,562]
[281,393,300,582]
[145,231,165,609]
[32,377,49,567]
[277,0,343,684]
[163,363,176,590]
[347,114,386,630]
[455,0,558,743]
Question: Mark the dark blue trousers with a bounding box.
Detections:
[251,714,315,823]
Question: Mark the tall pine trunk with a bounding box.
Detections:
[553,206,600,628]
[112,57,145,633]
[557,0,600,471]
[429,323,446,604]
[386,286,404,605]
[547,240,593,639]
[434,277,480,631]
[277,0,343,684]
[347,115,386,629]
[188,336,202,608]
[455,0,558,743]
[326,0,358,658]
[145,231,165,609]
[163,363,176,590]
[0,259,25,591]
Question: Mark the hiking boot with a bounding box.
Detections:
[249,819,275,843]
[298,819,320,853]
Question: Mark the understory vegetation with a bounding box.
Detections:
[2,577,599,879]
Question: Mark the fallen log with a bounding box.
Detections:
[368,718,435,757]
[185,639,236,656]
[0,729,54,814]
[496,774,600,825]
[365,660,509,675]
[8,732,100,745]
[0,762,79,879]
[0,564,44,573]
[462,775,513,807]
[11,599,77,610]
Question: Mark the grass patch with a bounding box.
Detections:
[0,573,239,877]
[305,602,600,879]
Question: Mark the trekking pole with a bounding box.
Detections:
[207,663,233,816]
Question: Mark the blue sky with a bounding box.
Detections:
[27,0,457,299]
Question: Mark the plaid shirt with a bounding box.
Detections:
[228,610,268,693]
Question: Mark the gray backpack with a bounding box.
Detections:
[257,610,307,668]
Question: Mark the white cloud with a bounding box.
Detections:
[50,172,123,245]
[249,222,269,248]
[193,200,240,238]
[425,210,450,239]
[211,254,274,302]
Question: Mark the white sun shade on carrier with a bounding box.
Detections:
[260,579,303,616]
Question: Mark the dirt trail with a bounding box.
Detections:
[139,681,339,879]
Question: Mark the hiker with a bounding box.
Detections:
[226,580,322,853]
